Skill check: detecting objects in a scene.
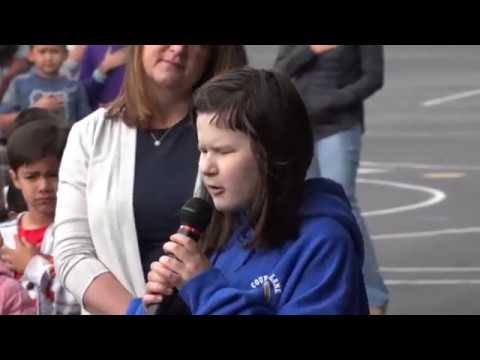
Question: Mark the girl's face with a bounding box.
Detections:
[197,112,260,213]
[142,45,210,93]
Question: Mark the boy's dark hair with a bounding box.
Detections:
[29,45,67,51]
[193,67,314,252]
[4,108,63,214]
[6,176,27,214]
[7,120,69,172]
[0,45,19,67]
[8,108,58,138]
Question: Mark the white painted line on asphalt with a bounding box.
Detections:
[358,178,446,217]
[422,89,480,107]
[385,280,480,286]
[361,161,480,171]
[382,267,480,273]
[358,168,389,175]
[372,227,480,240]
[368,131,480,138]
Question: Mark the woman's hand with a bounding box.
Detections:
[98,46,128,75]
[143,233,210,307]
[310,45,338,54]
[68,45,88,63]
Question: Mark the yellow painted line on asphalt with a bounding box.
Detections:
[423,172,466,179]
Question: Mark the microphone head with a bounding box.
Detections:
[180,197,214,233]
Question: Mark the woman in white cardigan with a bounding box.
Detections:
[53,45,248,315]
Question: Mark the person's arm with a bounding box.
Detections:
[60,46,88,80]
[0,113,18,130]
[139,234,274,315]
[131,267,272,315]
[0,78,21,130]
[273,45,317,77]
[83,272,135,315]
[276,219,368,315]
[80,46,127,110]
[0,276,35,315]
[0,57,30,101]
[17,229,80,315]
[0,235,40,276]
[97,46,128,77]
[79,46,103,109]
[180,269,276,315]
[74,83,92,122]
[140,218,367,315]
[182,222,366,315]
[53,114,133,315]
[79,46,95,81]
[309,45,384,115]
[0,93,67,130]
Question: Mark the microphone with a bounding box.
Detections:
[146,197,213,315]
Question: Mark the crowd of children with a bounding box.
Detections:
[0,45,126,315]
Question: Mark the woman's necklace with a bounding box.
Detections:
[149,127,174,147]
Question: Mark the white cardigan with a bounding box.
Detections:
[53,108,204,314]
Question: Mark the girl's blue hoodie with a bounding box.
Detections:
[128,178,369,315]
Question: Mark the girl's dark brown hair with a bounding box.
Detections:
[193,67,314,253]
[107,45,248,129]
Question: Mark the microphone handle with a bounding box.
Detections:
[146,226,202,315]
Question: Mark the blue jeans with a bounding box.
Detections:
[307,126,389,308]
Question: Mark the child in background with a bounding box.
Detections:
[0,119,79,315]
[0,45,91,131]
[3,109,59,219]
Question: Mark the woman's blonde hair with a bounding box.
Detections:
[107,45,248,128]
